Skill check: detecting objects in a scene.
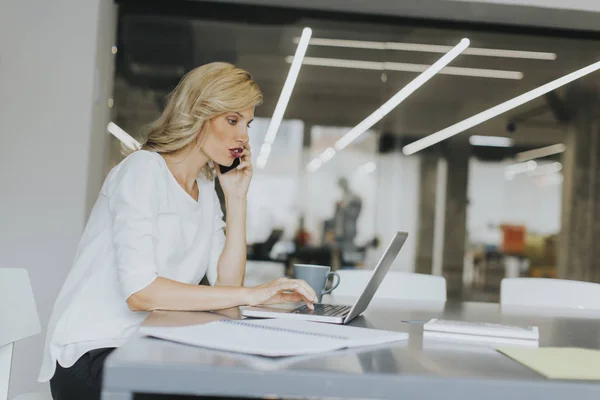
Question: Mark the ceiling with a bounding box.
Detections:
[181,0,600,32]
[114,1,600,159]
[446,0,600,14]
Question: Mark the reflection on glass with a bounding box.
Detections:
[111,5,600,302]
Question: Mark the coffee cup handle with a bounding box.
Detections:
[322,272,341,295]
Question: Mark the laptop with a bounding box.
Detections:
[241,231,409,324]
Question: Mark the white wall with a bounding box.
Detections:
[374,153,421,271]
[247,118,304,242]
[0,0,116,396]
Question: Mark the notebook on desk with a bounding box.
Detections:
[241,231,409,324]
[497,347,600,380]
[140,318,408,357]
[423,319,539,346]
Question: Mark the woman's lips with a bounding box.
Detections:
[229,148,243,158]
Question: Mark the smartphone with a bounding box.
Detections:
[219,157,240,174]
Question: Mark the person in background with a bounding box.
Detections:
[333,177,363,261]
[40,62,317,400]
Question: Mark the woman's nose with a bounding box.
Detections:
[237,130,249,145]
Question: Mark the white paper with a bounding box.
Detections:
[423,319,539,340]
[424,331,539,347]
[141,318,408,357]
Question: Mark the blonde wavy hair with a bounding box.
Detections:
[133,62,263,179]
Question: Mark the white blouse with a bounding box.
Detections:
[38,150,226,382]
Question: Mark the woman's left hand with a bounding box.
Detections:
[216,144,253,199]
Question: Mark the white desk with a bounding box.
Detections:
[102,297,600,399]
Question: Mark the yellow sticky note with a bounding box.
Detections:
[497,347,600,380]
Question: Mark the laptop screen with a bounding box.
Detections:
[343,231,409,323]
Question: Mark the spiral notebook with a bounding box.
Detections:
[141,318,408,357]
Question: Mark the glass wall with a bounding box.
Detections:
[110,1,600,299]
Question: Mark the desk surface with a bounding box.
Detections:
[102,297,600,400]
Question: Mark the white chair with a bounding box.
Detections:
[333,270,447,302]
[0,268,51,400]
[501,277,600,310]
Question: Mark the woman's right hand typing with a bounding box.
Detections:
[246,278,318,310]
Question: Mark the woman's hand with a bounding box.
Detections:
[247,278,318,309]
[216,144,252,199]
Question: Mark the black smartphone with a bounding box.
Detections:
[219,157,240,174]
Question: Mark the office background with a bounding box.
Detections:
[2,0,600,397]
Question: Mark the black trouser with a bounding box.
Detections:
[50,348,252,399]
[50,348,115,400]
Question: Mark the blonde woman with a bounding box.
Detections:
[39,62,318,400]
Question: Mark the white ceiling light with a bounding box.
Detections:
[531,162,562,175]
[515,143,566,162]
[307,38,471,172]
[257,27,312,169]
[295,37,557,60]
[469,135,513,147]
[507,160,537,174]
[320,147,336,163]
[402,60,600,156]
[505,160,537,180]
[306,147,341,172]
[291,56,382,70]
[388,62,522,80]
[107,122,140,150]
[306,158,322,173]
[355,161,377,177]
[289,56,523,80]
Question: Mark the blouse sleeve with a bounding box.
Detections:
[107,152,161,300]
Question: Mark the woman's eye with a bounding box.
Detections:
[247,122,252,128]
[227,118,237,125]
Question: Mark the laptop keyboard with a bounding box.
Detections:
[290,303,352,317]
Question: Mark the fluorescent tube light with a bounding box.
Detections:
[355,161,377,176]
[469,135,513,147]
[291,56,383,71]
[334,39,470,152]
[295,37,556,60]
[320,147,336,163]
[306,158,322,173]
[290,56,523,80]
[107,122,140,150]
[402,61,600,155]
[515,143,566,162]
[531,162,562,175]
[306,38,471,171]
[505,160,537,179]
[257,27,312,169]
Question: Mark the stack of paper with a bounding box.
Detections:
[423,319,539,346]
[141,318,408,357]
[497,347,600,380]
